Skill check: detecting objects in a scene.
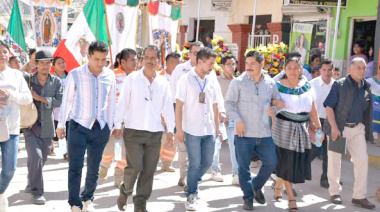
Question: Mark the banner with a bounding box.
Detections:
[53,0,108,71]
[106,3,139,63]
[4,0,28,64]
[30,0,68,52]
[284,0,347,7]
[290,23,314,66]
[148,1,180,55]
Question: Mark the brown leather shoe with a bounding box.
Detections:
[330,195,342,204]
[117,193,128,211]
[352,198,376,209]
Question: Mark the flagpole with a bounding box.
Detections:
[102,0,113,66]
[331,0,341,62]
[196,0,201,41]
[250,0,258,47]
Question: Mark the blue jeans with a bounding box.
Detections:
[185,133,215,196]
[211,125,238,175]
[235,136,276,201]
[67,121,110,208]
[0,135,19,194]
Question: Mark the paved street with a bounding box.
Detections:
[2,135,380,212]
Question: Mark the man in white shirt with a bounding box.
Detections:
[169,41,203,188]
[273,52,312,81]
[309,59,335,189]
[175,48,222,211]
[159,52,180,172]
[113,45,175,212]
[159,52,180,80]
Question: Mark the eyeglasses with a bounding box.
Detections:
[225,63,236,67]
[147,85,153,100]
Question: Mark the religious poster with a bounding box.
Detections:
[284,0,347,7]
[211,0,232,11]
[290,23,314,66]
[30,0,68,51]
[106,2,139,63]
[148,1,181,69]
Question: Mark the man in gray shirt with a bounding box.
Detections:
[225,51,281,210]
[23,50,63,205]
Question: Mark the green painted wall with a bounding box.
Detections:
[330,0,378,59]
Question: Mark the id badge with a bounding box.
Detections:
[199,92,206,104]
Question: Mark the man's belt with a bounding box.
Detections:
[345,122,359,128]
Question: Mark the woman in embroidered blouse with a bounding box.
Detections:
[0,40,32,209]
[367,75,380,147]
[272,57,323,212]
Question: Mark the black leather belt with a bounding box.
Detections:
[345,122,359,128]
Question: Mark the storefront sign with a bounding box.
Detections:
[290,23,314,65]
[211,0,232,11]
[284,0,347,7]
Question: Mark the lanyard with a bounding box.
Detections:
[194,76,207,93]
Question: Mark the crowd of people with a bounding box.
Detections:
[0,38,380,212]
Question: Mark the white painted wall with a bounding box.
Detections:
[181,0,283,43]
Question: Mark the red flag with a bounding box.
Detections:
[148,0,159,15]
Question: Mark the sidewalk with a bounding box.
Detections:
[365,134,380,169]
[3,135,380,212]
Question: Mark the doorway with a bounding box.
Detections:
[193,19,215,46]
[350,19,376,60]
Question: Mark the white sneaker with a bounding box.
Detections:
[82,200,95,212]
[185,194,197,211]
[232,175,239,185]
[71,206,82,212]
[0,194,8,212]
[210,171,224,182]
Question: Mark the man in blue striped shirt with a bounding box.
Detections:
[57,41,116,212]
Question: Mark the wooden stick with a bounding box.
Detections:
[102,0,114,66]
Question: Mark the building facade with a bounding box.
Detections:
[180,0,283,71]
[330,0,377,75]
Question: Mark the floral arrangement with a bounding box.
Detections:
[180,42,190,61]
[244,42,288,77]
[212,35,233,64]
[211,35,235,76]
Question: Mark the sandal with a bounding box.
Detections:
[288,199,298,212]
[63,153,68,160]
[274,188,283,202]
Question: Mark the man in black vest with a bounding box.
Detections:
[323,58,375,209]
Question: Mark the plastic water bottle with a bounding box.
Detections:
[261,99,271,125]
[226,118,235,128]
[315,130,323,147]
[58,136,67,154]
[0,97,10,116]
[215,134,222,144]
[114,138,122,161]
